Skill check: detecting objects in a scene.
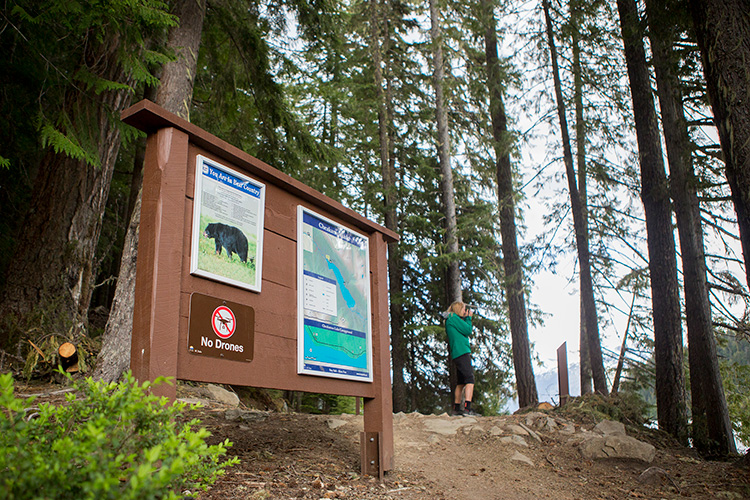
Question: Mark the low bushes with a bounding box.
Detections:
[0,372,238,499]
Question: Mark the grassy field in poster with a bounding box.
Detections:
[196,214,257,285]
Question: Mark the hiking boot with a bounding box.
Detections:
[451,408,465,416]
[462,409,480,417]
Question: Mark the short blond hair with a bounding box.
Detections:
[448,301,465,316]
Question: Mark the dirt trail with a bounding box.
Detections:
[393,413,578,500]
[193,404,748,500]
[15,383,749,500]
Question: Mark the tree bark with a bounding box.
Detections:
[156,0,207,121]
[611,294,636,394]
[93,0,207,382]
[571,0,592,395]
[542,0,607,395]
[684,0,741,456]
[369,0,407,413]
[644,0,706,448]
[429,0,461,306]
[482,0,538,408]
[688,0,750,292]
[616,0,687,445]
[92,194,141,382]
[385,78,407,410]
[0,36,134,343]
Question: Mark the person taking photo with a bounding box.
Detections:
[445,301,478,416]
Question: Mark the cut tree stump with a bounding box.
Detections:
[58,342,79,372]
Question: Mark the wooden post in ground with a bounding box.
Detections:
[557,342,570,406]
[131,127,189,399]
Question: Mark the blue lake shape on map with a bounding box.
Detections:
[326,255,356,309]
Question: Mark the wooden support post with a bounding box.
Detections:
[363,233,394,474]
[131,127,190,399]
[557,342,570,406]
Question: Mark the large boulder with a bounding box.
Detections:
[580,435,656,463]
[593,419,627,437]
[206,384,240,406]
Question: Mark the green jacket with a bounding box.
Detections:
[445,312,472,359]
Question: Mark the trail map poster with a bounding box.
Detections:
[297,206,373,382]
[190,155,265,292]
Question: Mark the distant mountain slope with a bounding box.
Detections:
[504,364,581,413]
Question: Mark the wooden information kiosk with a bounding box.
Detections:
[122,100,397,477]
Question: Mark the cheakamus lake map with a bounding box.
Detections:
[299,209,371,380]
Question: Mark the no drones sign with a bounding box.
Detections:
[188,293,255,362]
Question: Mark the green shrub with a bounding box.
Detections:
[0,371,238,499]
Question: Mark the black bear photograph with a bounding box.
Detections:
[203,222,249,263]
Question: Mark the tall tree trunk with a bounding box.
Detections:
[616,0,687,445]
[542,0,607,395]
[370,0,407,413]
[429,0,461,404]
[688,0,750,292]
[644,0,704,448]
[93,195,142,381]
[0,34,134,344]
[429,0,461,306]
[385,68,407,411]
[611,293,636,394]
[678,0,739,456]
[482,0,537,409]
[156,0,206,121]
[571,0,592,395]
[93,0,207,382]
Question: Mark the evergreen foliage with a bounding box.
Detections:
[0,0,176,335]
[2,0,175,168]
[718,334,750,447]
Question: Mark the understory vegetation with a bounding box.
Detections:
[0,371,238,500]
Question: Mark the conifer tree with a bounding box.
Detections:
[429,0,462,307]
[643,0,696,448]
[542,0,607,395]
[683,0,742,457]
[481,0,538,408]
[689,0,750,293]
[615,0,687,446]
[94,0,207,383]
[0,0,175,350]
[367,0,409,411]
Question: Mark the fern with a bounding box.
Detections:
[119,123,147,147]
[124,52,164,89]
[39,124,100,168]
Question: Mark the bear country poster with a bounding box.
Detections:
[190,155,266,293]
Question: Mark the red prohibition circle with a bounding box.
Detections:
[211,306,236,339]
